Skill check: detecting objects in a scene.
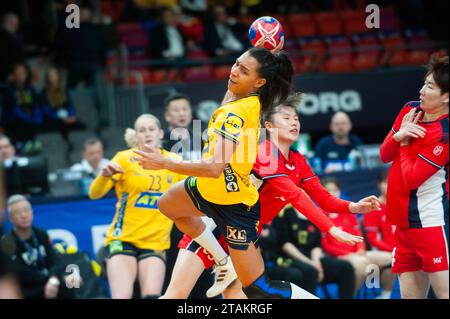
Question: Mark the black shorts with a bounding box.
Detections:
[106,240,167,262]
[184,176,260,250]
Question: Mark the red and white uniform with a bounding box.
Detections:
[380,101,449,273]
[322,213,366,257]
[178,139,353,269]
[363,203,396,252]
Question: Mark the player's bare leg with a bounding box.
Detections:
[138,256,166,297]
[158,181,206,236]
[226,244,264,287]
[158,181,237,293]
[222,279,247,299]
[107,255,138,299]
[428,270,449,299]
[399,271,430,298]
[227,244,318,299]
[160,249,205,299]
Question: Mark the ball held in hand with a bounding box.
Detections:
[249,16,284,50]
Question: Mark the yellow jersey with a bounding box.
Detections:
[196,94,261,206]
[89,148,185,250]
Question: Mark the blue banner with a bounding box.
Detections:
[4,197,117,259]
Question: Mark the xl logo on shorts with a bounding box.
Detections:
[433,256,443,264]
[227,226,247,242]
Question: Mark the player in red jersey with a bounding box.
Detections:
[380,55,449,299]
[161,95,380,299]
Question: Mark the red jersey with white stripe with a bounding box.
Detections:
[252,139,352,233]
[363,203,396,252]
[380,101,449,229]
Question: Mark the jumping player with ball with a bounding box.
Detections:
[135,17,379,299]
[133,17,314,299]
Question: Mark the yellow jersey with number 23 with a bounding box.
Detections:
[90,148,185,250]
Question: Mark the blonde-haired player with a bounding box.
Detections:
[89,114,185,299]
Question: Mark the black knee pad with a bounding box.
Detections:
[242,274,291,299]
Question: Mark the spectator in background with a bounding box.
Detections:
[162,93,202,160]
[40,66,85,140]
[0,162,5,237]
[273,207,356,299]
[0,133,16,161]
[150,7,186,60]
[203,5,247,58]
[238,0,264,17]
[70,138,109,195]
[180,0,208,17]
[0,12,25,83]
[121,0,179,21]
[54,7,105,88]
[314,112,364,174]
[363,170,396,252]
[206,0,241,14]
[2,63,43,155]
[320,177,394,299]
[0,195,75,298]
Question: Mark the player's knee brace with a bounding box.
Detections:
[242,274,292,299]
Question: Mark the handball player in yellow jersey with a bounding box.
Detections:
[89,114,185,299]
[134,46,319,298]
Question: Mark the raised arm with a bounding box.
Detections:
[89,162,124,199]
[134,134,234,178]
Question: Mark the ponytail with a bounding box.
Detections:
[248,48,294,114]
[124,128,138,148]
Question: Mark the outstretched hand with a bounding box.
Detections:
[133,146,167,170]
[328,226,363,246]
[349,195,381,214]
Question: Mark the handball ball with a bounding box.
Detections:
[249,16,284,50]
